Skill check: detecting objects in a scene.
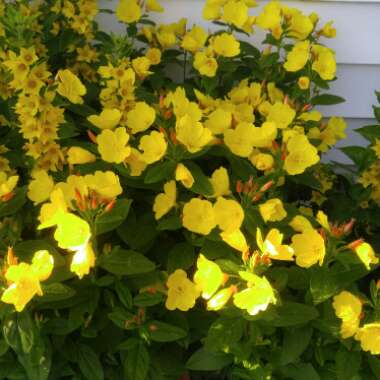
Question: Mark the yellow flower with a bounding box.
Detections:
[146,48,162,65]
[207,287,234,311]
[146,0,164,12]
[67,147,96,165]
[56,69,86,104]
[1,251,54,312]
[256,1,281,30]
[125,148,147,176]
[97,127,131,164]
[193,51,218,77]
[211,33,240,57]
[175,164,194,189]
[288,11,313,40]
[321,21,336,38]
[0,172,18,197]
[1,263,42,312]
[352,242,379,270]
[210,167,230,197]
[289,215,313,232]
[84,171,122,199]
[251,122,277,148]
[214,197,244,233]
[257,228,294,261]
[176,115,213,153]
[193,254,224,299]
[259,198,287,222]
[316,210,330,232]
[222,0,248,28]
[31,250,55,281]
[181,26,208,53]
[205,109,232,134]
[116,0,141,23]
[138,131,167,164]
[87,108,121,129]
[233,272,276,315]
[298,76,310,90]
[126,102,156,134]
[224,122,255,157]
[165,269,200,311]
[266,102,295,129]
[27,170,54,205]
[250,152,274,171]
[284,134,319,175]
[132,56,152,78]
[220,229,248,252]
[153,180,176,220]
[183,198,216,235]
[39,188,68,229]
[54,213,91,250]
[311,44,336,81]
[284,41,310,72]
[291,229,325,268]
[355,324,380,355]
[70,242,96,279]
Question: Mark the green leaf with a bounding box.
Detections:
[37,283,76,303]
[124,340,150,380]
[133,292,164,307]
[99,248,155,276]
[184,161,214,196]
[310,264,369,304]
[186,348,233,371]
[290,172,321,191]
[156,215,182,231]
[355,124,380,143]
[94,199,132,235]
[262,302,319,327]
[0,186,27,218]
[373,106,380,122]
[204,317,244,352]
[280,326,313,365]
[77,344,104,380]
[340,146,376,170]
[368,356,380,380]
[311,94,345,106]
[148,321,187,342]
[0,339,9,356]
[144,161,176,184]
[115,280,133,309]
[336,347,361,380]
[281,363,320,380]
[167,243,196,273]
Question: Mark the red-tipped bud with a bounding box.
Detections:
[105,198,116,213]
[348,239,365,250]
[222,273,229,286]
[302,103,312,112]
[147,287,157,294]
[236,180,243,194]
[284,95,289,105]
[169,129,177,144]
[343,218,355,234]
[252,193,262,203]
[87,130,97,143]
[75,188,82,203]
[260,180,274,193]
[272,140,280,151]
[148,324,158,332]
[2,192,14,202]
[91,196,98,210]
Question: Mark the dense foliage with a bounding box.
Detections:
[0,0,379,379]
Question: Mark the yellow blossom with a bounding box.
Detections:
[67,147,96,165]
[138,131,167,164]
[220,229,248,253]
[126,102,156,134]
[321,21,336,38]
[181,26,208,53]
[0,173,18,197]
[146,0,164,12]
[175,164,194,189]
[31,250,55,281]
[288,11,313,40]
[84,171,122,199]
[193,254,224,299]
[207,287,234,311]
[312,44,336,81]
[259,198,287,222]
[70,242,96,279]
[355,324,380,355]
[176,115,213,153]
[222,0,248,28]
[266,102,295,129]
[214,197,244,233]
[224,122,255,157]
[153,180,176,220]
[256,1,281,30]
[211,33,240,57]
[125,148,147,176]
[132,56,152,78]
[193,51,218,77]
[289,215,313,232]
[116,0,141,23]
[251,122,277,148]
[97,127,131,164]
[146,48,162,65]
[352,242,379,270]
[87,108,121,129]
[56,69,86,104]
[291,229,325,268]
[27,170,54,204]
[284,40,310,72]
[233,272,276,315]
[298,76,310,90]
[183,198,216,235]
[165,269,200,311]
[250,152,274,171]
[205,109,232,134]
[257,228,294,261]
[210,167,230,197]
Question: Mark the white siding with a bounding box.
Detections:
[97,0,380,161]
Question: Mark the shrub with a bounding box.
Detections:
[0,1,379,379]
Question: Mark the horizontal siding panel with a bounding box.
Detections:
[319,63,380,118]
[98,0,380,65]
[322,118,375,163]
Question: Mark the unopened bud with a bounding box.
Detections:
[148,324,158,332]
[105,198,116,213]
[260,180,274,193]
[87,130,97,143]
[348,239,365,250]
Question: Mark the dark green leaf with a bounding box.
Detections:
[355,124,380,143]
[184,161,214,196]
[281,363,320,380]
[115,281,133,309]
[144,161,176,184]
[336,347,361,380]
[0,186,27,218]
[280,326,313,365]
[311,94,345,106]
[133,292,164,307]
[124,340,150,380]
[167,243,196,273]
[186,348,233,371]
[38,283,75,303]
[340,146,376,171]
[148,321,187,342]
[77,344,104,380]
